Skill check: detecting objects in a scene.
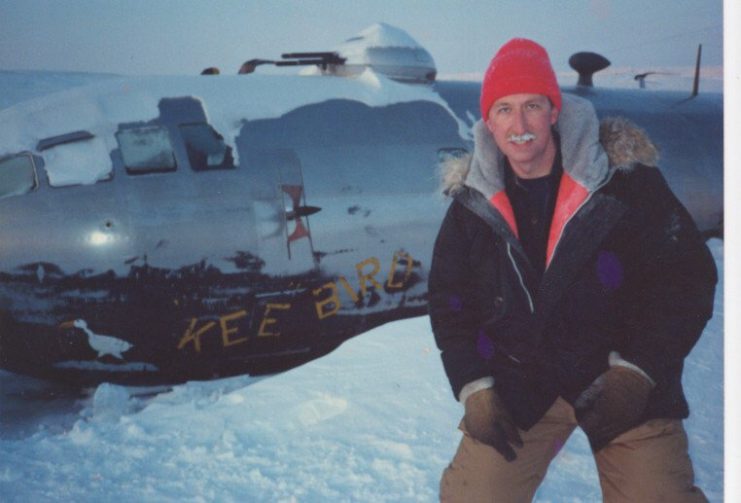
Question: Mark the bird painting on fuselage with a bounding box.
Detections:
[59,320,134,360]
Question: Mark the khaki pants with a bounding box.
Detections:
[440,397,707,502]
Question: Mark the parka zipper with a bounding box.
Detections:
[504,166,615,316]
[506,242,534,314]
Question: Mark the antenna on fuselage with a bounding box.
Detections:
[691,44,702,97]
[674,44,704,105]
[634,72,656,89]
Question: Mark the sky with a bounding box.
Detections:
[0,0,724,81]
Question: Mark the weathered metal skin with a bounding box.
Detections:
[0,87,461,384]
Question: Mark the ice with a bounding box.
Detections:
[345,23,423,50]
[509,133,537,144]
[89,383,132,421]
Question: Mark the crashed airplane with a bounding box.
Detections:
[0,23,722,385]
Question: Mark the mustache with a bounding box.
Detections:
[508,133,536,144]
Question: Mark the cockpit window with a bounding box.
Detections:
[0,153,38,199]
[116,126,177,174]
[43,135,113,187]
[178,123,235,171]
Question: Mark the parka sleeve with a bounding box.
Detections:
[429,200,492,400]
[618,167,717,384]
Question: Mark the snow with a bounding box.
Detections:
[0,68,464,188]
[337,23,426,60]
[38,135,113,186]
[0,239,724,502]
[328,23,436,85]
[0,70,118,111]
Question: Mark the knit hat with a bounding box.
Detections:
[480,38,562,119]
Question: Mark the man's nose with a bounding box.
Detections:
[511,108,527,133]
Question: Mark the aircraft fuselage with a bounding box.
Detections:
[0,75,722,385]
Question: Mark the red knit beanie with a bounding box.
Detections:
[480,38,562,119]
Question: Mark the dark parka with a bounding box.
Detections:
[429,94,717,430]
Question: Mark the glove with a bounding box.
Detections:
[464,387,523,461]
[574,366,654,451]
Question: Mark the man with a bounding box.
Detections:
[429,38,716,502]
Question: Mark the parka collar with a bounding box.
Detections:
[465,94,610,200]
[439,93,660,199]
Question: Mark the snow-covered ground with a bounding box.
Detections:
[0,239,724,502]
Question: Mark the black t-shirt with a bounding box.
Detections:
[504,147,563,285]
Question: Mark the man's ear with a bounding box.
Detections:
[550,106,559,126]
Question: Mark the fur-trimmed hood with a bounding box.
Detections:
[441,93,659,198]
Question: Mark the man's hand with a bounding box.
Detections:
[574,366,654,451]
[464,388,523,461]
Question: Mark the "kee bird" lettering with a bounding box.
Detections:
[177,251,416,353]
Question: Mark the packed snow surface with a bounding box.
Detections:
[0,239,724,502]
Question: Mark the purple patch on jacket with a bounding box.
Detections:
[596,250,623,291]
[448,294,463,312]
[476,330,495,360]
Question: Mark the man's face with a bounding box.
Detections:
[485,93,559,179]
